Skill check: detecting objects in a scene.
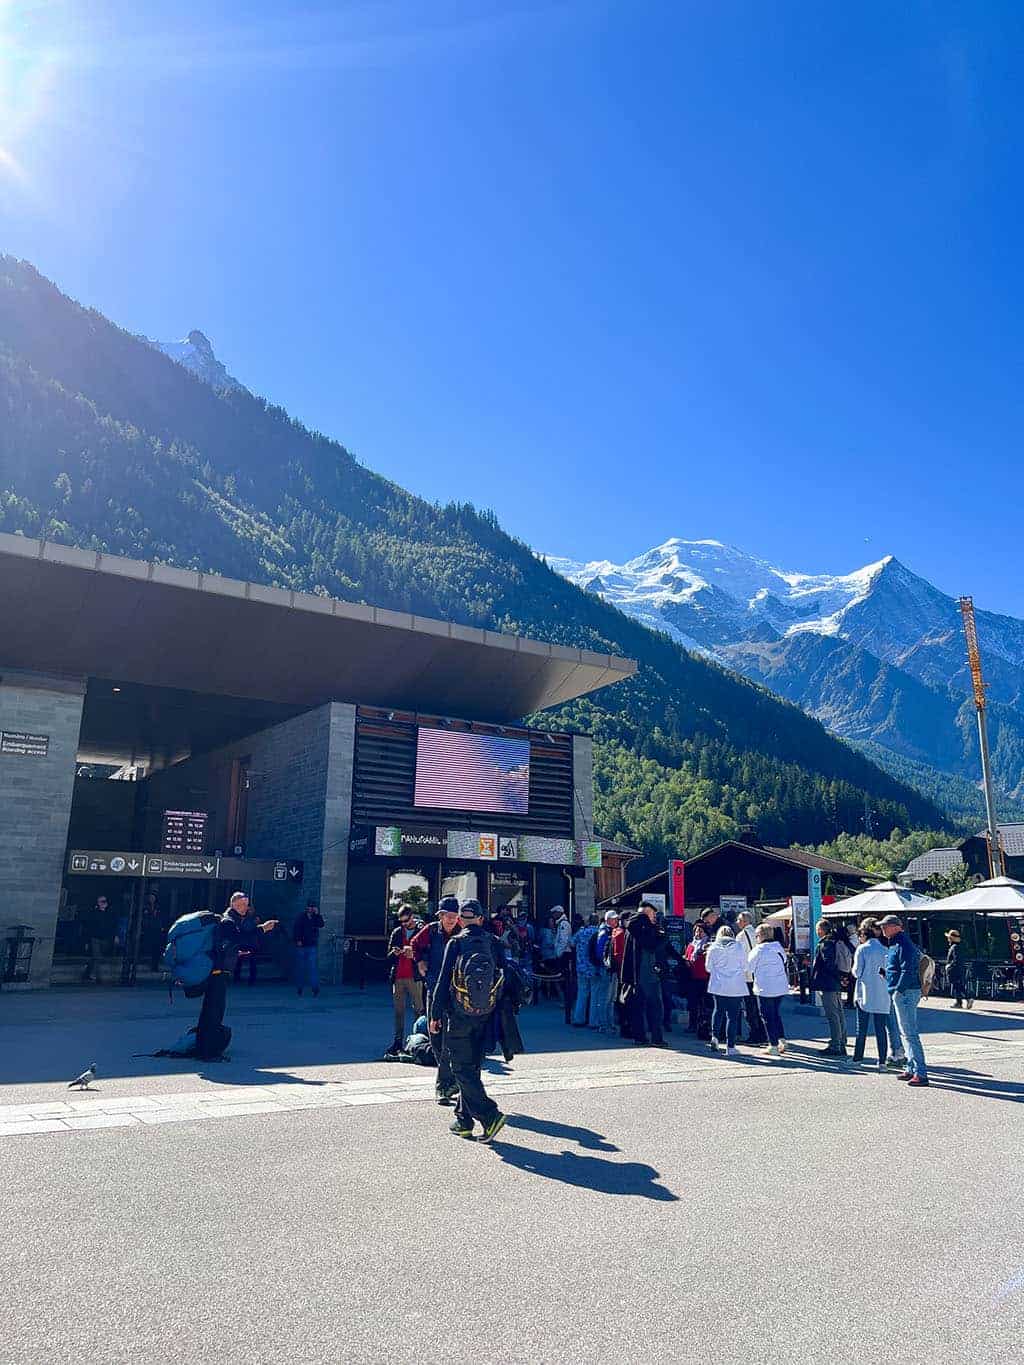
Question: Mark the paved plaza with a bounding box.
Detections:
[1,985,1022,1364]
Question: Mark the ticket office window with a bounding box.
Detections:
[490,868,532,921]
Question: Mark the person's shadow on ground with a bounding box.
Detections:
[492,1142,678,1200]
[493,1116,676,1200]
[507,1114,618,1151]
[924,1067,1024,1103]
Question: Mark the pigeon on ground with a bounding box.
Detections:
[68,1063,97,1090]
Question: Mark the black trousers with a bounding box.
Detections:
[445,1017,499,1127]
[629,984,664,1044]
[426,991,455,1094]
[743,985,767,1042]
[853,1006,888,1063]
[196,971,229,1058]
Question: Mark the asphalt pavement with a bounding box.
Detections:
[1,985,1022,1364]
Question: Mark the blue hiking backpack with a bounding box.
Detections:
[162,911,221,997]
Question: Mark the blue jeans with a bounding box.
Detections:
[892,988,927,1078]
[712,995,743,1047]
[295,945,319,991]
[573,973,599,1026]
[886,1010,903,1057]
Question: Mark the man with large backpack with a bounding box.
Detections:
[411,896,462,1104]
[429,900,508,1143]
[163,893,278,1060]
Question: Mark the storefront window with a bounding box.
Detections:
[441,867,478,905]
[387,870,430,925]
[490,869,532,919]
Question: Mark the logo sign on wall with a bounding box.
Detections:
[581,841,602,869]
[498,836,518,859]
[376,826,402,856]
[477,834,498,860]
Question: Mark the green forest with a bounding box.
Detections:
[0,256,954,873]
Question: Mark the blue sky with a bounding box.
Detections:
[3,1,1024,613]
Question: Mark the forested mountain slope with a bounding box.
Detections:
[0,256,948,865]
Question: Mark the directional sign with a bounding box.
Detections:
[67,850,141,877]
[1,729,49,758]
[66,851,302,883]
[145,854,217,878]
[216,857,303,885]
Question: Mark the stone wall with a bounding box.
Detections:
[571,734,596,923]
[143,702,355,968]
[0,670,86,988]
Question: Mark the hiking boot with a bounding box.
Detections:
[449,1119,475,1139]
[478,1113,507,1144]
[898,1070,914,1081]
[950,1001,962,1009]
[966,999,974,1009]
[906,1076,930,1087]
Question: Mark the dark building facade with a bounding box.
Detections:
[0,532,635,988]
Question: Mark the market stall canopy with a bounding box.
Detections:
[926,876,1024,915]
[762,905,792,923]
[823,880,934,919]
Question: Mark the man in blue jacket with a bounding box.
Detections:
[880,913,928,1087]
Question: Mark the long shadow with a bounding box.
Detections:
[926,1073,1024,1103]
[506,1114,618,1151]
[197,1067,330,1087]
[492,1142,678,1200]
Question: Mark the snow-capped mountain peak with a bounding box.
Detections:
[548,540,895,648]
[148,329,246,391]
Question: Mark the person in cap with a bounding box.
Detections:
[429,900,508,1143]
[620,901,668,1047]
[735,909,768,1046]
[880,914,929,1087]
[944,929,972,1010]
[411,896,463,1103]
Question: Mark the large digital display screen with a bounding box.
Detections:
[414,728,530,815]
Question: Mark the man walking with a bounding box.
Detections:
[412,896,462,1104]
[386,905,423,1058]
[292,900,324,997]
[429,900,508,1143]
[880,913,929,1087]
[735,909,767,1045]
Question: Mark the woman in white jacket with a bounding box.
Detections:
[851,917,891,1069]
[748,924,789,1057]
[705,926,749,1056]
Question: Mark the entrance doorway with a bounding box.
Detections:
[387,869,432,930]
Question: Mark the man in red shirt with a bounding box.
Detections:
[386,906,423,1058]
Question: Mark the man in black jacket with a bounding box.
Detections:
[293,901,325,997]
[196,894,278,1059]
[620,903,667,1047]
[429,901,508,1143]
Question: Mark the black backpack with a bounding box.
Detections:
[451,932,503,1018]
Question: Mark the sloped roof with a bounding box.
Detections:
[903,848,963,880]
[965,824,1024,858]
[598,836,643,859]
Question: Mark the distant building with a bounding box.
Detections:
[959,824,1024,881]
[593,836,643,904]
[600,831,870,913]
[901,847,964,887]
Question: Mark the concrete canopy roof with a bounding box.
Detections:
[0,533,637,722]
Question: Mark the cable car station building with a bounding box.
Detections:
[0,532,636,988]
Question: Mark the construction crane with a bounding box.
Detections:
[958,596,1004,879]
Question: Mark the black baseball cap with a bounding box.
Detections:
[459,899,485,921]
[438,897,460,915]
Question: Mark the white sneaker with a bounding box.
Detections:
[777,1039,787,1054]
[708,1039,722,1051]
[726,1046,739,1057]
[767,1045,780,1057]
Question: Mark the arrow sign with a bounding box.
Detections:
[203,861,216,874]
[288,865,301,880]
[127,858,141,871]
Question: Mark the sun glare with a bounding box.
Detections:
[0,0,66,193]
